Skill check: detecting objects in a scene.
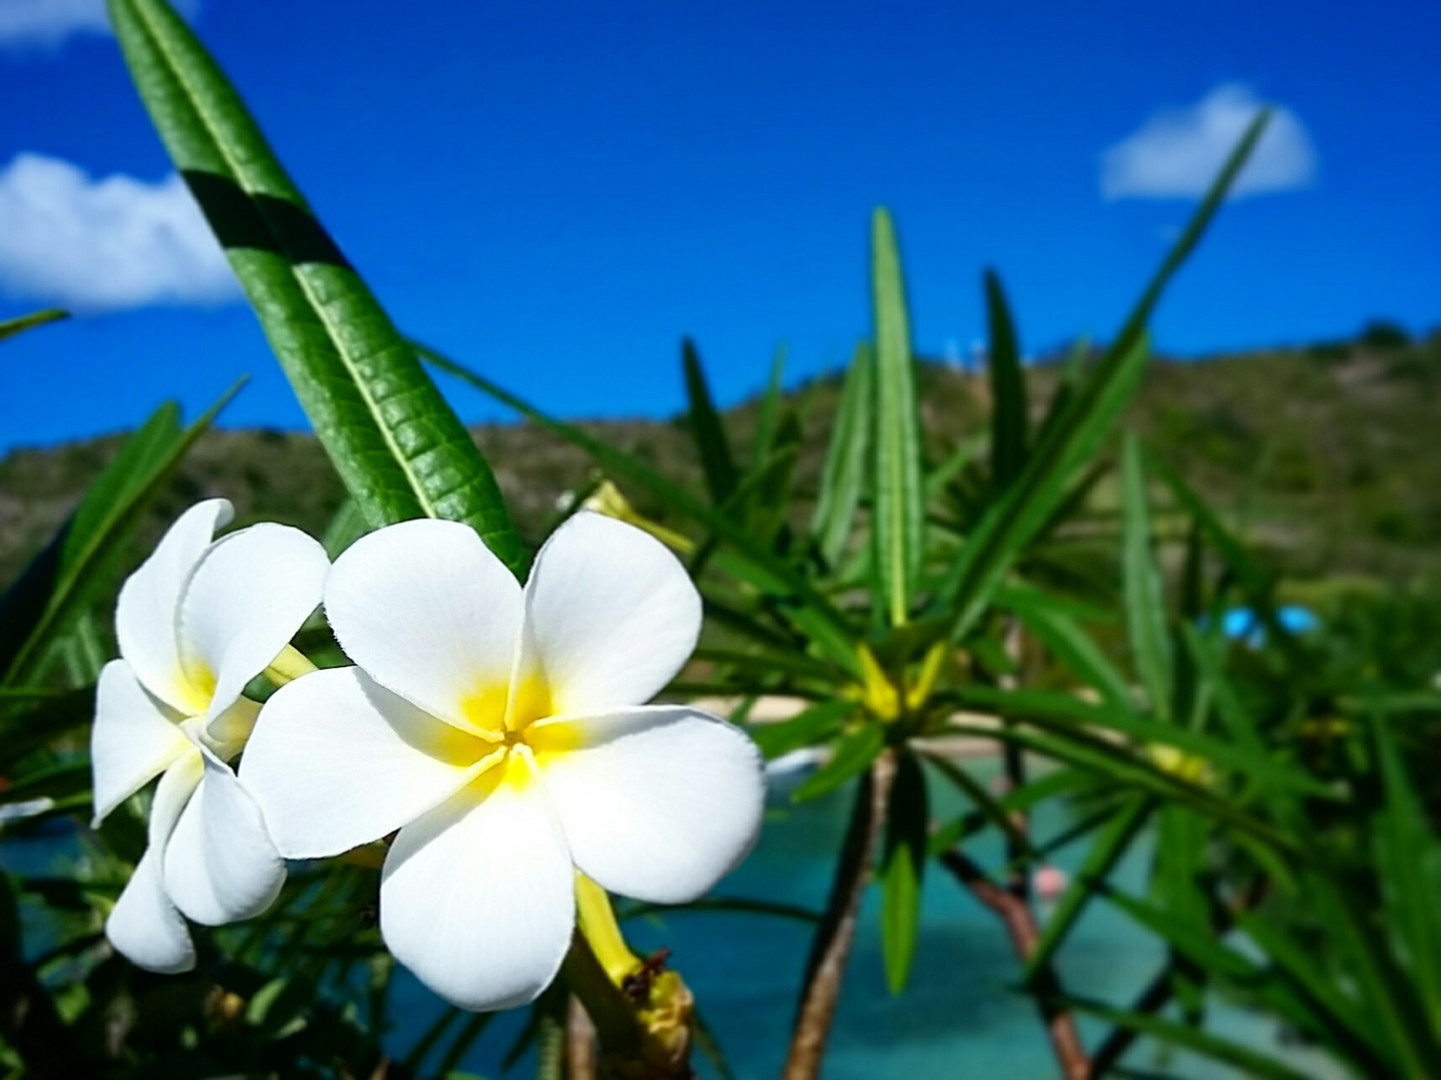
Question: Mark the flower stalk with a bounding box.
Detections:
[264,643,318,686]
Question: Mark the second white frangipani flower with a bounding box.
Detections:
[91,499,329,972]
[241,511,765,1011]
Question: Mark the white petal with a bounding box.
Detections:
[149,747,205,849]
[106,846,194,973]
[536,706,764,904]
[91,659,188,826]
[240,666,492,859]
[164,749,285,926]
[115,499,233,714]
[105,751,204,974]
[380,763,574,1011]
[325,519,522,735]
[522,511,701,716]
[177,522,329,732]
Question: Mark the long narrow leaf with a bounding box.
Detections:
[751,345,786,471]
[1024,795,1154,980]
[0,308,67,342]
[811,342,873,567]
[109,0,522,570]
[1372,710,1441,1039]
[682,338,739,507]
[1058,993,1313,1080]
[750,700,855,760]
[792,723,884,803]
[999,586,1135,715]
[871,208,925,626]
[418,342,864,675]
[880,752,928,993]
[954,685,1334,799]
[936,115,1270,644]
[984,269,1027,488]
[935,332,1153,642]
[1122,434,1173,719]
[1,385,238,685]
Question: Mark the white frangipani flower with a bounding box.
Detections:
[91,499,329,973]
[241,511,765,1011]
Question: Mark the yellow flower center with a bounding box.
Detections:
[454,672,582,791]
[176,657,217,717]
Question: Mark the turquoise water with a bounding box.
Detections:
[389,763,1341,1079]
[3,760,1338,1078]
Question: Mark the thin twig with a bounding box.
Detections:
[783,748,898,1080]
[939,846,1090,1080]
[566,996,597,1080]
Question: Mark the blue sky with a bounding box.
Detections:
[0,0,1436,450]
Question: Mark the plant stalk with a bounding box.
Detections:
[783,746,898,1080]
[939,847,1090,1079]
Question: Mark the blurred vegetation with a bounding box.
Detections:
[5,4,1441,1078]
[5,326,1440,594]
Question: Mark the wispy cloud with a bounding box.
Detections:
[0,153,238,312]
[0,0,198,49]
[1101,84,1317,200]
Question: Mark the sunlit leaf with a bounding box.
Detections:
[871,208,925,627]
[880,753,927,993]
[811,343,873,568]
[109,0,522,570]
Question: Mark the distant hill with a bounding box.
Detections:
[3,327,1439,591]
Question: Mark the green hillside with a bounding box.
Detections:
[3,327,1438,591]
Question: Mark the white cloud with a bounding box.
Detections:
[0,152,239,311]
[1101,84,1317,200]
[0,0,199,49]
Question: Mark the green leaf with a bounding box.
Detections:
[403,1006,462,1071]
[1372,710,1441,1038]
[0,387,237,686]
[109,0,521,571]
[682,338,739,507]
[953,685,1335,799]
[927,767,1089,855]
[947,716,1291,850]
[811,342,873,568]
[1150,803,1210,1021]
[921,753,1038,859]
[1024,795,1154,981]
[792,723,884,803]
[880,753,928,993]
[1121,434,1173,720]
[0,686,95,778]
[870,208,925,626]
[984,269,1028,488]
[434,1011,495,1075]
[618,896,821,925]
[935,332,1153,643]
[418,342,864,677]
[936,113,1271,645]
[1303,874,1439,1077]
[745,409,802,542]
[923,434,985,507]
[999,585,1135,715]
[1108,110,1273,362]
[1105,886,1258,982]
[751,345,786,472]
[1235,909,1390,1067]
[320,496,369,559]
[750,700,855,760]
[0,308,68,342]
[1059,994,1313,1080]
[691,1005,737,1080]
